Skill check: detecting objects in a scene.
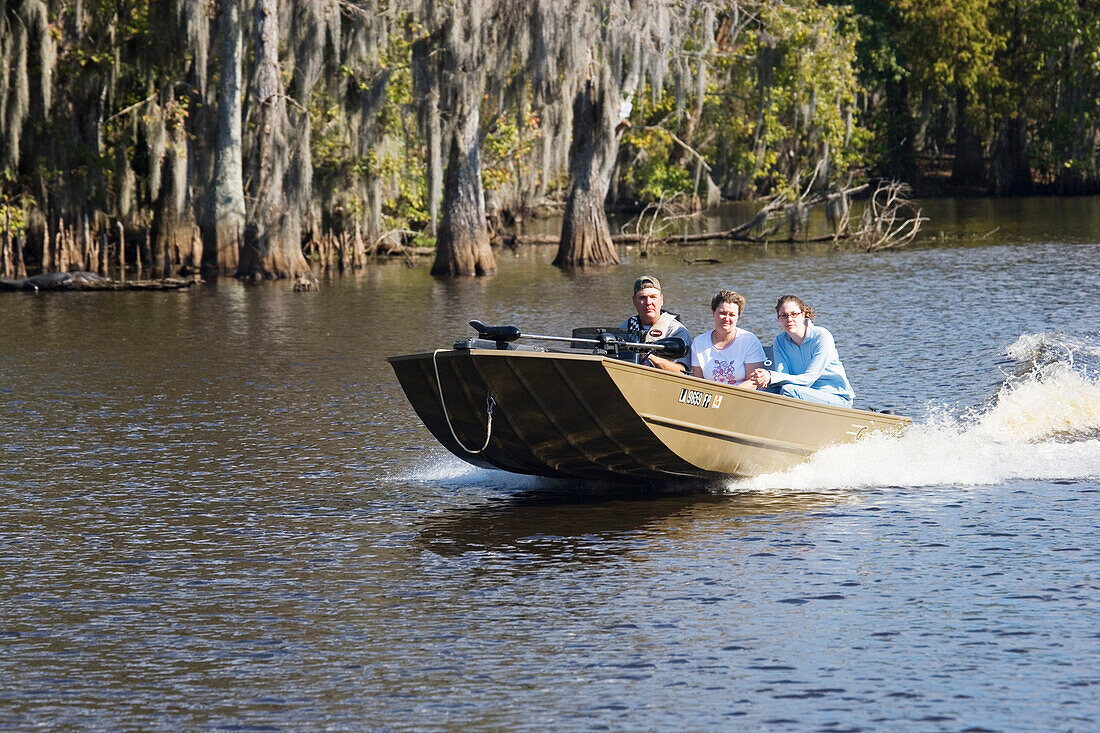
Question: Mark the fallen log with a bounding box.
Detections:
[504,180,923,252]
[0,271,195,292]
[507,229,811,247]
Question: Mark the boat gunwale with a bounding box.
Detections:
[389,348,911,427]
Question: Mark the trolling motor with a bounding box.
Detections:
[467,321,521,344]
[461,320,688,360]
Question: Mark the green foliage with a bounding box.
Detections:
[315,19,431,231]
[559,3,873,207]
[757,3,866,189]
[482,111,541,192]
[684,1,870,199]
[988,0,1100,185]
[619,120,693,201]
[842,0,1100,190]
[0,199,30,237]
[411,231,436,249]
[311,91,367,225]
[7,0,1100,263]
[385,173,430,230]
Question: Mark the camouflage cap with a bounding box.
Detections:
[633,275,661,293]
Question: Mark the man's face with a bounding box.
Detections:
[632,287,663,326]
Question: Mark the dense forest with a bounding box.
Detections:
[1,0,1098,280]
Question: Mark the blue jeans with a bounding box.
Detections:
[774,383,852,407]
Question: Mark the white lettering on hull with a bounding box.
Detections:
[679,388,719,409]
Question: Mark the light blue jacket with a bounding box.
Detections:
[768,321,854,402]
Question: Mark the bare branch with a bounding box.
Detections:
[637,125,713,172]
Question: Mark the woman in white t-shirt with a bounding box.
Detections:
[690,290,766,389]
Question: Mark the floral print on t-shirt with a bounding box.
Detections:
[709,359,743,385]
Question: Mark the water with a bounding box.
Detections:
[1,198,1099,730]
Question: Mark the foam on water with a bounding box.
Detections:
[403,449,483,483]
[403,448,551,491]
[1006,329,1100,367]
[727,331,1100,492]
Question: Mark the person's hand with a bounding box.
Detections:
[648,354,686,374]
[750,368,770,388]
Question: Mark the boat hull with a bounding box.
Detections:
[388,349,909,482]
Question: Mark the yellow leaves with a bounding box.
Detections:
[481,111,541,191]
[896,0,1001,92]
[622,126,674,155]
[0,202,29,237]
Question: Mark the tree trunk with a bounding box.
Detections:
[238,0,309,279]
[426,88,444,237]
[431,97,497,277]
[952,86,985,188]
[208,0,245,275]
[991,112,1032,195]
[554,79,621,269]
[882,76,917,181]
[1,215,9,278]
[117,221,125,280]
[412,36,444,238]
[152,113,197,277]
[283,0,326,274]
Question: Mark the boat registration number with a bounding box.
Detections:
[679,388,721,409]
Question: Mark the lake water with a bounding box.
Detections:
[1,198,1099,730]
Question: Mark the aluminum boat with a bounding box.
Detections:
[388,322,910,482]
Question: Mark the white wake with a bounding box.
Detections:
[726,331,1100,492]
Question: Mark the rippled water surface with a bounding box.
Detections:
[2,198,1099,730]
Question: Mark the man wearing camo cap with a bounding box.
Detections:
[618,275,692,374]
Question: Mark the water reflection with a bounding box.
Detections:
[418,486,846,559]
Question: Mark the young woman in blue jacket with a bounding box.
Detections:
[750,295,854,407]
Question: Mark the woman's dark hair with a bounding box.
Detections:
[775,295,815,321]
[711,290,745,313]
